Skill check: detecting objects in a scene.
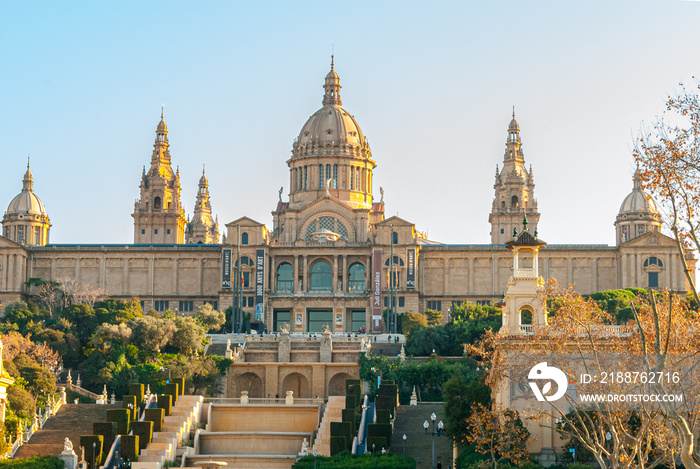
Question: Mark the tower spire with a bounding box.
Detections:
[322,55,342,106]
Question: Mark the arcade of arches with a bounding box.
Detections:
[226,364,359,399]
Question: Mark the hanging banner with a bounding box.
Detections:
[406,248,416,289]
[222,249,232,289]
[255,249,265,321]
[372,248,383,332]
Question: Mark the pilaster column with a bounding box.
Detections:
[342,255,347,293]
[294,255,299,292]
[333,256,338,291]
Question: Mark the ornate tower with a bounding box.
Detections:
[132,112,186,244]
[2,160,51,245]
[489,111,540,244]
[615,169,662,245]
[186,166,219,244]
[500,219,547,334]
[286,57,376,211]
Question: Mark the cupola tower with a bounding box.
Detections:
[132,111,186,243]
[489,111,540,244]
[186,166,219,244]
[2,159,51,245]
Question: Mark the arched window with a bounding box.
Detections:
[501,200,505,209]
[643,257,663,268]
[520,308,533,325]
[310,261,332,291]
[277,263,294,292]
[234,256,254,288]
[392,232,398,245]
[241,232,249,245]
[384,256,405,267]
[154,197,162,211]
[510,195,519,209]
[348,263,366,291]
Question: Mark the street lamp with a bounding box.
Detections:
[423,412,444,469]
[92,442,96,469]
[313,450,317,469]
[403,433,407,455]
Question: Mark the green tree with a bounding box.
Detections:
[7,386,35,420]
[465,403,531,469]
[171,316,207,355]
[129,316,176,353]
[399,311,427,336]
[443,369,491,446]
[196,303,226,333]
[425,309,442,325]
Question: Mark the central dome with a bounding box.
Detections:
[618,169,659,214]
[296,106,365,149]
[292,57,370,157]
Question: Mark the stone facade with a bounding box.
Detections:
[0,60,694,326]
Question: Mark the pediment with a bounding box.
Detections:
[377,215,414,227]
[299,196,355,219]
[0,235,25,250]
[225,216,265,228]
[621,231,676,248]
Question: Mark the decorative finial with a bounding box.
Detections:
[523,216,528,230]
[202,163,205,175]
[534,228,538,238]
[331,54,334,70]
[512,105,515,119]
[513,228,517,239]
[161,104,164,119]
[27,155,30,170]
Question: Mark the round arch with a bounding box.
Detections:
[298,211,356,242]
[235,372,264,398]
[281,372,310,399]
[328,372,353,396]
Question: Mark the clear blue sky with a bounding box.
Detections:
[1,0,698,245]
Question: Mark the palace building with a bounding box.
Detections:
[0,59,694,331]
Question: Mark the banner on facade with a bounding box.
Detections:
[222,249,232,289]
[255,249,265,321]
[406,248,416,289]
[372,248,383,332]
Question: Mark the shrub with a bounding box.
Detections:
[93,422,117,449]
[376,409,391,424]
[144,407,165,432]
[105,408,130,435]
[330,421,353,450]
[128,383,144,403]
[0,456,65,468]
[330,435,347,456]
[122,395,138,421]
[79,434,103,469]
[157,394,172,416]
[293,452,415,469]
[366,436,387,453]
[120,434,140,462]
[172,376,186,395]
[345,395,356,411]
[164,383,179,403]
[131,421,154,450]
[368,423,392,447]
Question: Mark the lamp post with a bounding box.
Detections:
[92,442,96,469]
[403,433,407,455]
[313,450,317,469]
[423,412,444,469]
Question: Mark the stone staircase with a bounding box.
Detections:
[391,403,452,469]
[13,403,121,460]
[134,395,203,468]
[311,395,344,456]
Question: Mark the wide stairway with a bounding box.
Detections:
[391,403,452,469]
[184,403,322,469]
[13,403,121,460]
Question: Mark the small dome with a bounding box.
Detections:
[157,117,167,133]
[6,166,48,217]
[508,117,519,132]
[618,170,658,214]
